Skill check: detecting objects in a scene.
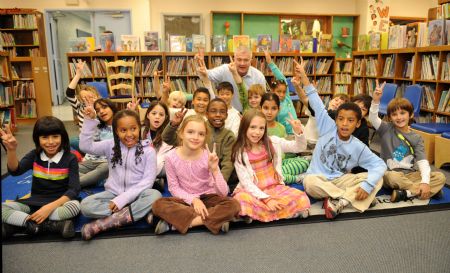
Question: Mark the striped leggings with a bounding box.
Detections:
[282,157,310,184]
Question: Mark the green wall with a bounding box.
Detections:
[212,13,241,35]
[243,15,279,39]
[332,16,354,58]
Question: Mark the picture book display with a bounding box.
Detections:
[211,35,227,52]
[169,35,186,52]
[256,34,272,52]
[192,34,206,52]
[100,32,115,52]
[120,35,140,51]
[279,34,292,53]
[144,31,159,51]
[232,35,250,51]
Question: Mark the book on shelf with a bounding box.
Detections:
[319,34,332,53]
[279,34,292,53]
[275,57,293,75]
[437,89,450,112]
[18,99,36,118]
[335,85,349,94]
[388,25,407,49]
[366,57,378,77]
[417,22,429,47]
[446,20,450,45]
[13,81,35,99]
[170,78,187,93]
[69,38,90,52]
[169,35,186,52]
[421,85,435,110]
[292,40,301,53]
[69,58,93,78]
[428,19,445,46]
[418,113,433,123]
[315,58,333,74]
[0,85,13,106]
[256,34,272,52]
[144,31,159,51]
[167,57,186,75]
[382,54,395,77]
[369,32,381,50]
[302,58,314,74]
[120,35,140,51]
[232,35,250,51]
[357,34,368,51]
[211,56,229,68]
[0,58,9,80]
[0,108,15,128]
[402,58,415,79]
[300,36,312,53]
[406,23,418,48]
[192,34,206,53]
[188,78,206,93]
[353,58,365,76]
[0,32,15,46]
[211,35,227,52]
[421,54,439,80]
[441,53,450,81]
[100,32,115,52]
[185,37,193,52]
[12,14,37,29]
[92,58,107,77]
[316,77,332,93]
[353,78,363,95]
[142,58,161,76]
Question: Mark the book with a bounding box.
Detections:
[256,34,272,52]
[406,23,418,48]
[211,35,227,52]
[185,37,193,52]
[279,34,292,52]
[292,40,301,53]
[428,19,445,46]
[192,34,206,52]
[319,34,332,52]
[144,31,159,51]
[299,36,312,53]
[271,38,279,52]
[369,32,381,50]
[100,32,115,52]
[232,35,250,51]
[380,32,389,50]
[446,20,450,45]
[68,38,90,52]
[358,34,368,51]
[120,35,140,51]
[169,35,186,52]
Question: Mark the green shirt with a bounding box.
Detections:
[267,122,287,138]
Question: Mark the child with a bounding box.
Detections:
[184,87,211,119]
[152,115,240,234]
[79,109,162,240]
[167,91,187,109]
[351,94,372,146]
[78,98,116,188]
[142,101,173,177]
[248,84,265,110]
[369,81,445,202]
[66,60,100,151]
[1,117,81,239]
[231,109,310,222]
[294,58,387,220]
[216,81,241,136]
[264,50,299,135]
[260,93,310,184]
[162,98,236,184]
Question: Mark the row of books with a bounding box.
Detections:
[441,53,450,81]
[91,58,107,77]
[12,14,37,29]
[0,85,13,106]
[0,108,15,128]
[5,47,40,57]
[335,62,352,73]
[353,79,363,95]
[0,32,15,46]
[316,77,332,93]
[421,85,435,110]
[403,59,415,79]
[166,58,186,75]
[13,81,35,99]
[117,58,141,75]
[254,58,272,75]
[421,54,439,80]
[335,73,351,84]
[16,99,36,118]
[315,58,333,74]
[275,57,294,75]
[335,85,349,94]
[438,89,450,112]
[382,55,395,78]
[2,30,40,46]
[69,58,93,78]
[142,58,161,76]
[0,58,9,79]
[366,79,376,97]
[188,78,206,93]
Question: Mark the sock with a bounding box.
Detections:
[5,211,29,227]
[2,202,31,227]
[49,201,80,221]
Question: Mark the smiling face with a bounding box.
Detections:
[39,134,62,157]
[207,101,228,129]
[179,120,207,151]
[169,95,184,108]
[389,108,411,131]
[261,99,279,123]
[335,109,360,141]
[272,84,287,102]
[116,116,140,148]
[193,92,210,114]
[95,102,114,125]
[218,89,233,108]
[246,115,266,146]
[147,104,167,130]
[234,50,252,76]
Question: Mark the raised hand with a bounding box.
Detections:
[372,79,386,104]
[162,74,171,95]
[206,142,219,174]
[294,57,310,86]
[263,48,272,64]
[286,112,303,135]
[171,108,188,126]
[228,55,238,74]
[0,125,17,151]
[82,102,96,119]
[195,55,209,81]
[75,60,86,75]
[127,97,141,111]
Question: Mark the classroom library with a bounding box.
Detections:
[1,1,450,273]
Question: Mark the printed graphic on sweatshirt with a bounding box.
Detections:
[319,136,352,173]
[387,142,413,170]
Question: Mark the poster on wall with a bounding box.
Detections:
[369,0,390,33]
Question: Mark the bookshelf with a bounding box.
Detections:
[351,46,450,122]
[0,9,52,121]
[0,51,15,130]
[335,58,352,95]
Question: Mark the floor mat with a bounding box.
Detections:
[2,170,450,244]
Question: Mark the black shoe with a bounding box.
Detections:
[25,220,41,235]
[431,189,444,200]
[390,190,408,202]
[42,220,75,238]
[2,223,19,238]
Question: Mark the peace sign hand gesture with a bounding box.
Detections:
[162,74,171,95]
[195,54,208,81]
[0,125,17,151]
[228,55,238,75]
[171,108,188,127]
[372,79,386,104]
[82,102,96,120]
[206,142,219,175]
[286,112,303,135]
[75,60,86,76]
[294,57,310,86]
[127,97,141,111]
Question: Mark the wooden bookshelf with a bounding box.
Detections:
[351,46,450,122]
[0,51,16,130]
[0,9,52,121]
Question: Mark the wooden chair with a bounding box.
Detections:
[105,60,136,105]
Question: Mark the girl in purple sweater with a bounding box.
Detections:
[79,109,162,240]
[152,115,240,235]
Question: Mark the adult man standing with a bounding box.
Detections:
[207,46,266,112]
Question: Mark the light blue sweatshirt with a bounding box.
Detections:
[268,62,298,135]
[304,84,387,194]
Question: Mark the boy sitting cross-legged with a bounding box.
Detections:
[292,58,387,219]
[369,81,446,202]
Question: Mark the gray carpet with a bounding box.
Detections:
[2,121,450,273]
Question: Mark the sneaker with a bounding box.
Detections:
[369,198,378,208]
[390,190,408,202]
[221,222,229,233]
[146,213,154,226]
[154,220,170,235]
[299,209,310,219]
[431,189,444,200]
[324,198,342,219]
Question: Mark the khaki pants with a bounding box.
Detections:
[152,194,241,234]
[303,173,383,212]
[383,171,446,197]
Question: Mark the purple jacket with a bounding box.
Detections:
[80,118,157,209]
